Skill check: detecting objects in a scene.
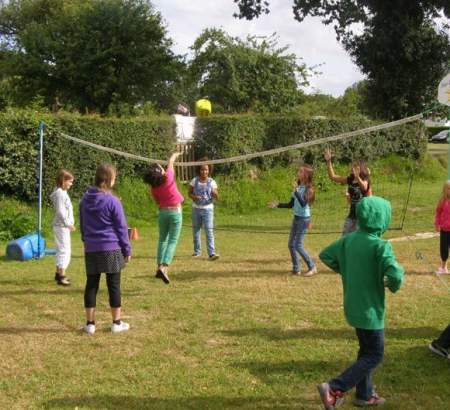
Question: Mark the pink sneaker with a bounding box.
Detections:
[435,267,449,275]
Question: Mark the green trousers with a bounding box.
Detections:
[157,209,182,265]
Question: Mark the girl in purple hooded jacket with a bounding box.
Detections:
[79,164,131,335]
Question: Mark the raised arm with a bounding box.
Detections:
[324,148,347,184]
[167,152,182,171]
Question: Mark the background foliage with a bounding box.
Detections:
[193,114,426,174]
[0,0,183,113]
[0,109,176,201]
[188,28,308,114]
[233,0,450,120]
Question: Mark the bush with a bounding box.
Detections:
[0,197,37,241]
[193,114,426,174]
[0,109,177,202]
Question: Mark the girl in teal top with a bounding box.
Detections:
[269,165,316,276]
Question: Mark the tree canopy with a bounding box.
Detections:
[0,0,183,113]
[188,28,309,113]
[234,0,450,119]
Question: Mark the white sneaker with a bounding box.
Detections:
[111,321,130,334]
[303,266,317,277]
[84,324,96,335]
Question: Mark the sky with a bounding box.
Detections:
[151,0,365,97]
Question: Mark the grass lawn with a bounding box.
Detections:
[427,142,448,158]
[1,171,450,410]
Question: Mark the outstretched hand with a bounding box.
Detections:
[268,200,279,209]
[324,148,332,162]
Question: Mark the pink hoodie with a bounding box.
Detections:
[435,199,450,231]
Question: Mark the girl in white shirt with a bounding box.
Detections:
[50,170,75,286]
[188,163,219,260]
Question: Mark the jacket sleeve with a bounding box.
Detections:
[319,239,341,274]
[277,197,294,208]
[111,198,131,257]
[379,241,404,293]
[79,200,84,242]
[54,191,72,226]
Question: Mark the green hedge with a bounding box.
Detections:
[0,110,176,201]
[193,115,426,173]
[0,110,426,203]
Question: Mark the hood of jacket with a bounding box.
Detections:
[82,187,111,213]
[356,196,391,237]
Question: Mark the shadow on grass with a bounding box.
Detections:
[222,326,439,341]
[0,288,83,296]
[172,269,290,281]
[231,347,450,407]
[0,326,77,334]
[0,279,53,285]
[233,359,345,385]
[43,395,310,410]
[403,270,439,276]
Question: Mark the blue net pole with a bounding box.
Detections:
[36,121,45,258]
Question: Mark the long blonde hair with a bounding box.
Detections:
[298,165,315,204]
[439,180,450,204]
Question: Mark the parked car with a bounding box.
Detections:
[430,130,450,143]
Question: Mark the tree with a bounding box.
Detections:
[0,0,183,113]
[233,1,450,119]
[188,28,309,113]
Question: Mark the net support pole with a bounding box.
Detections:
[36,121,45,258]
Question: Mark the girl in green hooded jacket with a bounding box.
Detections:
[317,196,404,409]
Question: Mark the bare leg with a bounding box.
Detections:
[85,307,95,322]
[111,307,121,321]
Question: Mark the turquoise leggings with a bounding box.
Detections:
[157,209,182,265]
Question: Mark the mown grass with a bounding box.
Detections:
[1,155,450,409]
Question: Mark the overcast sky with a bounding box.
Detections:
[151,0,365,97]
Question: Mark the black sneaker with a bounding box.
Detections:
[155,269,170,284]
[55,273,70,286]
[428,341,449,358]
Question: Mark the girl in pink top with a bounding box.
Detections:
[143,152,183,284]
[435,180,450,274]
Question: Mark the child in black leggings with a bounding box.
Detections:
[79,164,131,335]
[429,181,450,358]
[435,180,450,274]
